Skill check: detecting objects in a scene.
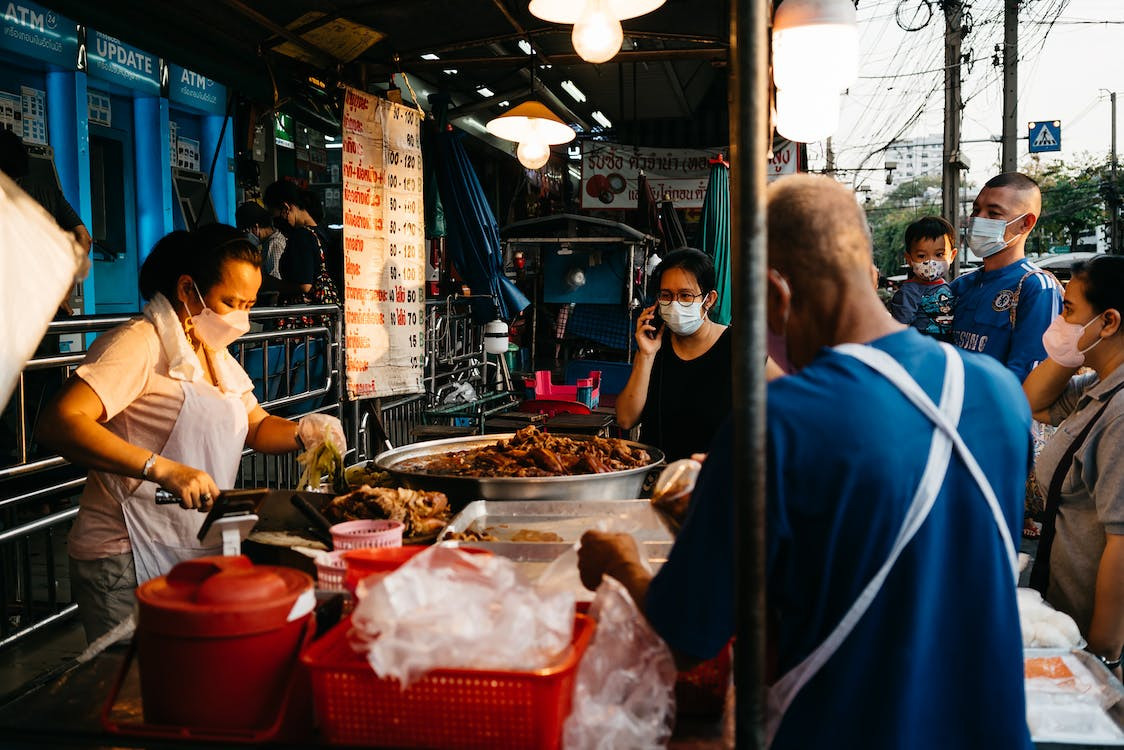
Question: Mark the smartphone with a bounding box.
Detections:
[647,308,662,339]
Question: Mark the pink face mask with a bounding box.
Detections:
[191,282,250,350]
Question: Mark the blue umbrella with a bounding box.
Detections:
[698,157,731,324]
[434,129,530,322]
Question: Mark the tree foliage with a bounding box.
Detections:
[1025,154,1113,254]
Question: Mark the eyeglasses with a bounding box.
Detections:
[657,290,707,306]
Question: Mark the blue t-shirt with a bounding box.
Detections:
[646,329,1033,750]
[890,279,954,338]
[948,259,1062,382]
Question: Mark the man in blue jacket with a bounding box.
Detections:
[950,172,1062,382]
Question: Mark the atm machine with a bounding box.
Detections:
[172,167,218,231]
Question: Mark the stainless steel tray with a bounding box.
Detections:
[374,434,664,507]
[439,499,675,549]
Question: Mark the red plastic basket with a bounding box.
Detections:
[302,613,595,749]
[329,519,404,550]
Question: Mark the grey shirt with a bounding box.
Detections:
[1036,365,1124,635]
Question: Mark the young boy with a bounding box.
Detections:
[890,215,957,338]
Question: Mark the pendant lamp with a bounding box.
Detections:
[528,0,666,64]
[772,0,858,143]
[486,100,576,170]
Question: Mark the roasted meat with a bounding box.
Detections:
[325,486,450,537]
[398,426,652,478]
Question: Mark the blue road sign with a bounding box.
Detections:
[1028,120,1061,154]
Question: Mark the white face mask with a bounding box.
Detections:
[659,299,706,336]
[1041,313,1104,368]
[965,214,1027,259]
[909,258,948,282]
[190,282,250,351]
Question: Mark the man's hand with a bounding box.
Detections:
[578,530,644,591]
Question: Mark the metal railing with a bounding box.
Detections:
[0,304,343,650]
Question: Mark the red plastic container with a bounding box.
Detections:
[301,613,595,749]
[342,545,491,595]
[329,519,404,550]
[134,555,314,731]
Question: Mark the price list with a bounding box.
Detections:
[341,87,425,399]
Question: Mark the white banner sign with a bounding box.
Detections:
[342,87,425,399]
[580,141,800,210]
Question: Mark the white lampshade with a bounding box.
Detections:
[528,0,666,24]
[486,100,576,145]
[517,141,551,169]
[775,87,840,144]
[572,7,623,64]
[772,0,858,92]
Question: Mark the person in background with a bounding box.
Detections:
[0,128,92,255]
[615,248,731,462]
[235,200,286,281]
[580,174,1032,749]
[1023,255,1124,679]
[949,172,1062,382]
[890,215,957,338]
[300,188,344,298]
[263,180,333,305]
[36,224,344,643]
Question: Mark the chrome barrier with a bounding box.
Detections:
[0,304,344,650]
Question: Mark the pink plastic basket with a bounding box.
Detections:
[314,550,348,591]
[329,520,404,551]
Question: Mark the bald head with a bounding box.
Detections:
[767,174,873,296]
[976,172,1042,219]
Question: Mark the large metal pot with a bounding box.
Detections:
[373,433,665,507]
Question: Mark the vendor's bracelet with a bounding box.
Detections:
[141,452,158,480]
[1092,651,1122,671]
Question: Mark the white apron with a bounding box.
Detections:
[764,342,1019,746]
[122,381,248,584]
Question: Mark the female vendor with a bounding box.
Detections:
[616,249,732,461]
[1024,255,1124,678]
[37,225,344,643]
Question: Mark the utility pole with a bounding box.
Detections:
[825,136,836,175]
[1112,92,1119,254]
[1001,0,1018,172]
[943,1,964,275]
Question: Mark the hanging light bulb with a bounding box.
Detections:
[487,100,575,169]
[529,0,666,64]
[571,1,624,64]
[771,0,858,143]
[517,141,551,169]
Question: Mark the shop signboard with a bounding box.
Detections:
[168,63,225,116]
[580,140,800,210]
[340,86,425,399]
[87,31,159,95]
[0,2,78,70]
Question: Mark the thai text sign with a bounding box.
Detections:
[580,140,800,210]
[341,87,425,399]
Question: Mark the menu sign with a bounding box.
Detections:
[341,87,425,399]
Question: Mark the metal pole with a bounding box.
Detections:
[1001,0,1018,172]
[729,0,769,746]
[943,1,964,276]
[1112,92,1119,254]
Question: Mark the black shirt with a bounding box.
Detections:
[17,175,83,231]
[278,226,320,286]
[640,326,732,462]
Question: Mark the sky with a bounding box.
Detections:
[809,0,1124,193]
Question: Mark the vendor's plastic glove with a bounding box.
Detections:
[297,413,346,456]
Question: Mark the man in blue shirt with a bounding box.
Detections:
[579,174,1033,749]
[950,172,1062,382]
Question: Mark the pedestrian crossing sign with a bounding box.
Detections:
[1028,120,1061,153]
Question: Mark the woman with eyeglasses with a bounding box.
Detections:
[616,248,732,461]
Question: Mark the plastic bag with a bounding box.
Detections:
[349,545,575,687]
[562,576,677,750]
[1017,588,1084,650]
[536,525,653,603]
[650,458,702,530]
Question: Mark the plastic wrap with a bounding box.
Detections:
[348,546,575,687]
[650,459,702,529]
[1017,587,1084,650]
[1025,653,1124,744]
[562,576,677,750]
